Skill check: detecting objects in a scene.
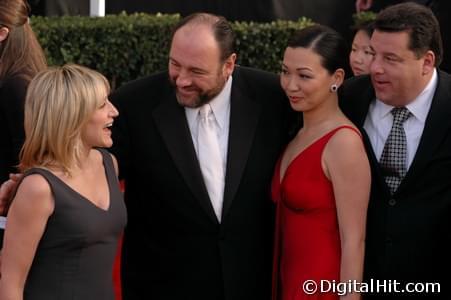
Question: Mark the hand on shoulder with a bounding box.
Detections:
[0,174,23,216]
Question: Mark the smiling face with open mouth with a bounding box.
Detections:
[82,94,119,149]
[168,23,235,108]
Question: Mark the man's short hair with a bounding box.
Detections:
[171,13,236,62]
[374,2,443,66]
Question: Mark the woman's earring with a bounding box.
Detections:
[330,84,338,92]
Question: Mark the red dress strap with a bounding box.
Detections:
[323,125,362,139]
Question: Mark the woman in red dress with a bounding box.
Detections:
[272,25,371,300]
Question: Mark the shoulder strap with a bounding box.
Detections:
[96,148,118,183]
[327,125,362,139]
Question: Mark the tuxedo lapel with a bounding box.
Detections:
[397,72,451,194]
[152,94,219,224]
[151,70,262,223]
[221,73,261,220]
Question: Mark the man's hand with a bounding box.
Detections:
[356,0,373,12]
[0,173,22,216]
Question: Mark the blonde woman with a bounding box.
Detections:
[0,64,126,299]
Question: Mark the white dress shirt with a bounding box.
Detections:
[185,76,232,174]
[364,69,438,169]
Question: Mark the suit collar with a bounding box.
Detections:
[152,68,261,224]
[370,68,437,124]
[184,76,232,131]
[404,68,437,124]
[222,68,260,220]
[209,76,232,130]
[152,89,219,224]
[358,72,451,196]
[397,71,451,194]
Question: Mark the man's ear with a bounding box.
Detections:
[0,26,9,42]
[422,50,435,75]
[222,53,237,78]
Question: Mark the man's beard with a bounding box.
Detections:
[169,74,227,108]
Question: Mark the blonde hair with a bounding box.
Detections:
[20,64,110,174]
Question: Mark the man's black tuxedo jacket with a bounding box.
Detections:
[340,71,451,298]
[110,66,291,300]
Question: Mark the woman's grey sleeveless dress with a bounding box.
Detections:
[22,149,127,299]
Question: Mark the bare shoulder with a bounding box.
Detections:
[17,174,51,197]
[328,126,363,149]
[12,174,54,214]
[322,125,370,182]
[323,125,367,166]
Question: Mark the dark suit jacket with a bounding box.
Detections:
[0,76,27,183]
[340,71,451,298]
[110,66,291,300]
[0,76,28,249]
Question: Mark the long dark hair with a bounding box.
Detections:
[0,0,47,81]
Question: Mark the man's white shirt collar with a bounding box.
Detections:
[373,68,437,123]
[185,76,232,128]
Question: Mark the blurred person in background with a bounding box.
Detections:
[0,0,47,248]
[349,19,375,76]
[0,0,46,183]
[28,0,89,16]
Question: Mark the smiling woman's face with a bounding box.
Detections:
[280,47,336,113]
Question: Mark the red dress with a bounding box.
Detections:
[271,126,359,300]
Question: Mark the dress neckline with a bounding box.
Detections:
[279,125,359,184]
[30,150,112,212]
